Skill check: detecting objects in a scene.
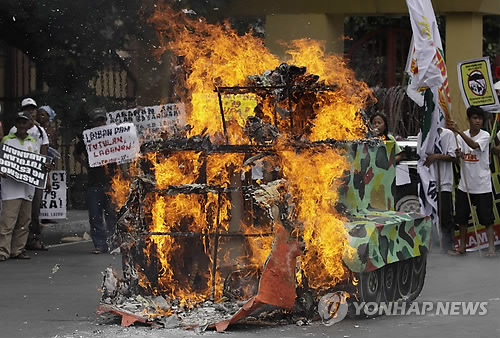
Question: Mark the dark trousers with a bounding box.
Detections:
[439,191,455,251]
[87,186,116,250]
[28,188,43,239]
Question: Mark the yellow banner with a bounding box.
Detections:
[193,93,258,125]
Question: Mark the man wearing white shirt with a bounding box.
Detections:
[423,127,457,255]
[0,112,39,261]
[10,98,50,251]
[448,106,496,257]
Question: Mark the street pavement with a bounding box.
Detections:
[0,210,499,338]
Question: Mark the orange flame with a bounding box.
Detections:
[279,144,356,289]
[112,4,374,306]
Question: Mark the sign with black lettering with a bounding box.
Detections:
[457,57,500,112]
[0,143,48,189]
[106,103,186,141]
[83,122,140,168]
[40,170,66,219]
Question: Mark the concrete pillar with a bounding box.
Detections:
[446,13,483,130]
[264,13,345,60]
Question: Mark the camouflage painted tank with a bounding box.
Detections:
[339,141,431,306]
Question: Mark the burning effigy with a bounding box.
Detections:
[97,4,431,330]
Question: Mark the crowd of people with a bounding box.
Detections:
[370,106,498,257]
[0,100,118,262]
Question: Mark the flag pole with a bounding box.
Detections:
[437,162,442,251]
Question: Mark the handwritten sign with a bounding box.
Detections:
[83,123,140,168]
[40,170,66,219]
[106,103,186,140]
[0,143,48,189]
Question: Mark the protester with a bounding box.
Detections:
[0,112,39,261]
[36,106,59,225]
[37,106,57,148]
[370,112,403,163]
[423,127,457,255]
[447,106,496,257]
[10,98,50,251]
[74,108,118,254]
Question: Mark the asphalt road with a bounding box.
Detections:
[0,241,498,338]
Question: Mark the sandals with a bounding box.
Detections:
[0,256,7,262]
[26,239,49,251]
[486,251,497,258]
[448,249,466,256]
[11,252,31,260]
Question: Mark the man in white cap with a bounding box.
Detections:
[10,98,50,251]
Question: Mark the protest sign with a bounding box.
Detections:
[192,93,258,126]
[83,122,140,168]
[0,143,48,189]
[457,57,500,112]
[106,103,186,140]
[40,170,67,219]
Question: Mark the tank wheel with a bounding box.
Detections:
[395,195,421,213]
[382,262,399,302]
[408,253,427,301]
[359,269,382,303]
[397,259,413,300]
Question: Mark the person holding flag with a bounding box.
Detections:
[447,107,496,257]
[405,0,453,246]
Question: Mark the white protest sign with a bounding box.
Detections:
[0,143,48,189]
[83,123,140,168]
[106,103,186,141]
[40,170,67,219]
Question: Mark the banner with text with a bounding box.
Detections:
[193,93,259,126]
[106,103,186,141]
[457,57,500,112]
[0,143,48,189]
[83,123,140,168]
[40,170,67,219]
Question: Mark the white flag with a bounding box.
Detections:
[405,0,452,231]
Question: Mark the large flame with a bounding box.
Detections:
[109,3,373,305]
[279,144,356,289]
[149,6,279,141]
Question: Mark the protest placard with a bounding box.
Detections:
[457,57,500,112]
[83,122,140,168]
[40,170,66,219]
[192,93,258,126]
[106,103,186,140]
[0,143,48,189]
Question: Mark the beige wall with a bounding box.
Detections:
[446,13,484,130]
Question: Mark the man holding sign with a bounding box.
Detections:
[74,108,123,254]
[0,112,42,261]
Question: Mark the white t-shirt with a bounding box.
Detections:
[10,124,49,152]
[436,128,457,192]
[1,134,38,201]
[457,129,491,194]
